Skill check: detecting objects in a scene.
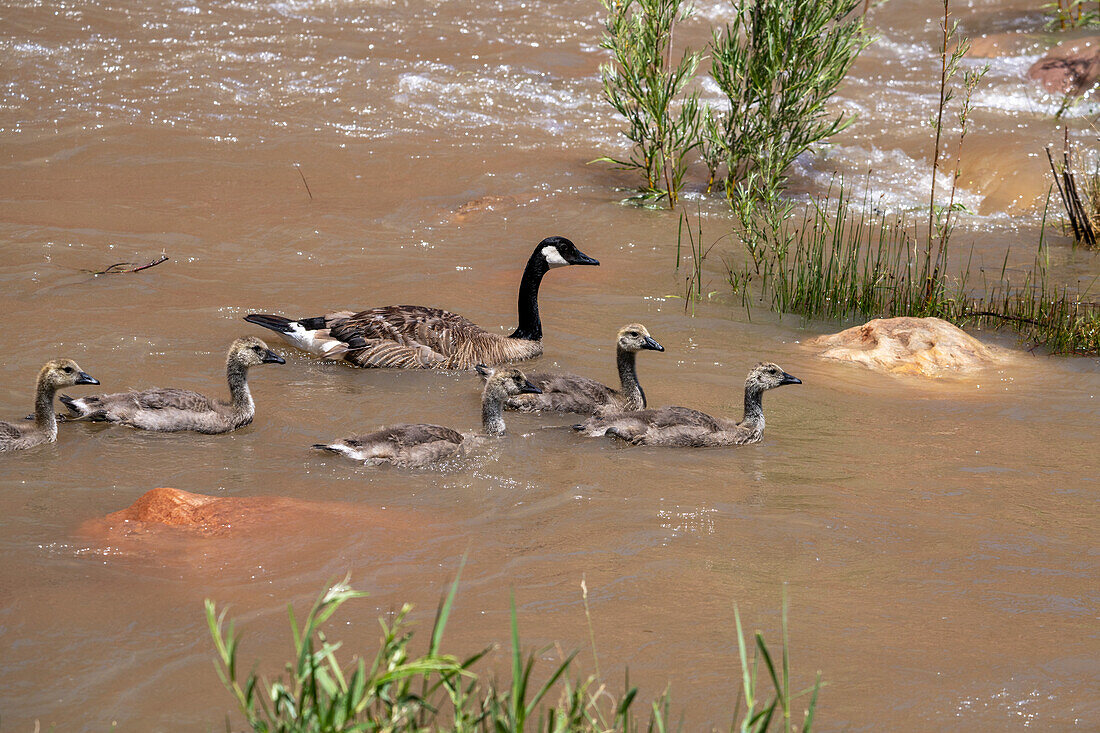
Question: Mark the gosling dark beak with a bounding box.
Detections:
[262,350,286,364]
[75,372,99,385]
[642,335,664,352]
[521,380,543,394]
[568,249,600,266]
[780,372,802,385]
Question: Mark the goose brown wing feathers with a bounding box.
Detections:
[330,306,484,352]
[328,305,512,369]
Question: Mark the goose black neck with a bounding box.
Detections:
[508,252,549,341]
[616,347,645,409]
[34,377,58,436]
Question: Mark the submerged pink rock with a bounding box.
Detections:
[807,317,996,377]
[85,487,410,539]
[1027,40,1100,96]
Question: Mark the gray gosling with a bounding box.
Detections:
[244,236,599,369]
[572,362,801,447]
[477,323,664,415]
[311,367,541,467]
[59,337,284,434]
[0,359,99,452]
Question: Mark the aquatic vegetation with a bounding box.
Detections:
[925,0,988,298]
[1048,133,1099,247]
[207,577,821,732]
[1045,0,1100,29]
[722,188,1100,355]
[597,0,702,208]
[597,0,867,211]
[708,0,869,217]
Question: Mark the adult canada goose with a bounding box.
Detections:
[0,359,99,452]
[312,367,541,467]
[573,362,801,447]
[59,337,284,434]
[476,323,664,415]
[244,235,598,369]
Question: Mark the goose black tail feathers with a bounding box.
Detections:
[244,314,295,333]
[311,443,339,452]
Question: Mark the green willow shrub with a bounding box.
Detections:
[709,0,870,221]
[598,0,702,208]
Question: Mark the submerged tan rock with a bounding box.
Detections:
[807,317,996,377]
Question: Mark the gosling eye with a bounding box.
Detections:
[253,346,263,353]
[62,366,73,374]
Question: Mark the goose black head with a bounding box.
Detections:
[536,236,599,269]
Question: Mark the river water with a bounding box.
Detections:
[1,0,1098,729]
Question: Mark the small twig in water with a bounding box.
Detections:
[85,254,170,276]
[295,163,314,201]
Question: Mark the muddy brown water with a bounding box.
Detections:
[1,0,1098,729]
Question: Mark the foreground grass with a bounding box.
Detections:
[718,189,1100,355]
[206,575,820,732]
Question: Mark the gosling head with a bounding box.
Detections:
[535,236,600,269]
[746,362,802,392]
[617,323,664,353]
[484,367,542,398]
[40,359,99,390]
[228,336,286,368]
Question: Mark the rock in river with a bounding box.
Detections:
[1027,39,1100,96]
[807,317,996,377]
[85,487,408,539]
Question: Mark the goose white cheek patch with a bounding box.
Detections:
[541,245,569,268]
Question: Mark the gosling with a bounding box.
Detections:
[59,337,284,434]
[0,360,99,452]
[312,367,541,467]
[573,362,801,447]
[476,323,664,415]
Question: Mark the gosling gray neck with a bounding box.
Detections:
[481,387,507,436]
[740,382,766,439]
[616,346,645,410]
[226,358,255,418]
[33,377,58,440]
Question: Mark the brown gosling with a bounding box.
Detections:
[244,236,599,369]
[572,362,801,447]
[0,359,99,452]
[59,337,284,434]
[477,323,664,415]
[311,368,541,467]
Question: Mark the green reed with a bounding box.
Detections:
[724,186,1100,355]
[207,576,821,732]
